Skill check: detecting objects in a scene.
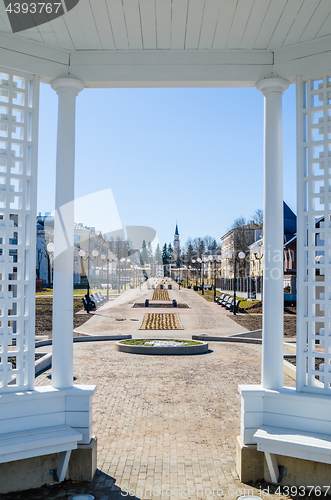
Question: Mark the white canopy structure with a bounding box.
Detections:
[0,0,331,491]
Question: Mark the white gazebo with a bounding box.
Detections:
[0,0,331,492]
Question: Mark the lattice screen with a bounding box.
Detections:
[297,75,331,393]
[0,68,39,393]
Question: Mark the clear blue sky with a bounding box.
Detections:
[37,83,296,249]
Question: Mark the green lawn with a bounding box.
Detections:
[36,287,123,297]
[192,288,261,309]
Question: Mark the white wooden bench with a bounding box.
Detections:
[0,425,82,483]
[253,425,331,484]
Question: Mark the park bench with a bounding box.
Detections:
[220,296,231,307]
[0,425,82,483]
[226,298,241,313]
[203,284,213,290]
[215,293,225,304]
[91,293,103,307]
[96,291,107,304]
[225,297,234,309]
[82,296,96,312]
[253,425,331,484]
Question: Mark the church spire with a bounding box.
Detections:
[174,223,180,261]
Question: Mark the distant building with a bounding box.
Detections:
[173,224,180,262]
[221,222,258,279]
[36,214,116,287]
[249,202,297,277]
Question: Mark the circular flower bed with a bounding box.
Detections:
[115,338,208,355]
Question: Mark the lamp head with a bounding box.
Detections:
[47,242,54,253]
[251,244,260,255]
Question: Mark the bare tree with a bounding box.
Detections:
[192,237,205,257]
[231,216,257,276]
[251,209,263,229]
[203,235,217,250]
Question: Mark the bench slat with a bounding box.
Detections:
[254,425,331,463]
[0,425,82,462]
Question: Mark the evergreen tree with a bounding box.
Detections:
[140,240,148,265]
[147,242,153,264]
[167,243,173,261]
[162,243,168,265]
[155,244,162,265]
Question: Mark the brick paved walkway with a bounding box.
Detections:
[0,283,295,500]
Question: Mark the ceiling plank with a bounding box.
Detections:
[254,0,287,49]
[122,0,143,49]
[227,0,254,49]
[105,0,129,49]
[212,0,238,49]
[299,0,331,42]
[48,16,75,51]
[90,0,115,50]
[283,0,320,46]
[240,0,271,49]
[155,0,171,49]
[317,10,331,37]
[139,0,157,49]
[14,27,45,44]
[73,0,102,49]
[185,0,205,50]
[268,0,304,49]
[37,26,61,48]
[199,0,222,49]
[62,6,89,49]
[0,14,11,33]
[171,0,189,49]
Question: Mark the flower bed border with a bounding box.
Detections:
[115,339,208,355]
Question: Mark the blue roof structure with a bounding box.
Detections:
[284,202,296,241]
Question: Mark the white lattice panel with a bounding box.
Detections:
[297,75,331,394]
[0,68,39,393]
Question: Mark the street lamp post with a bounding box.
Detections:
[225,251,245,315]
[251,244,263,298]
[101,252,117,301]
[208,254,221,301]
[191,259,197,287]
[118,257,126,293]
[197,257,203,294]
[79,248,99,310]
[126,258,131,289]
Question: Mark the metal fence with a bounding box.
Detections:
[216,275,296,298]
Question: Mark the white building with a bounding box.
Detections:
[1,1,331,492]
[36,216,113,287]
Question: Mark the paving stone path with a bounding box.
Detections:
[1,281,295,500]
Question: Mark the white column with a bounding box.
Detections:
[256,77,289,390]
[51,78,84,389]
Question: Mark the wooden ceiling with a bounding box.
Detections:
[0,0,330,52]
